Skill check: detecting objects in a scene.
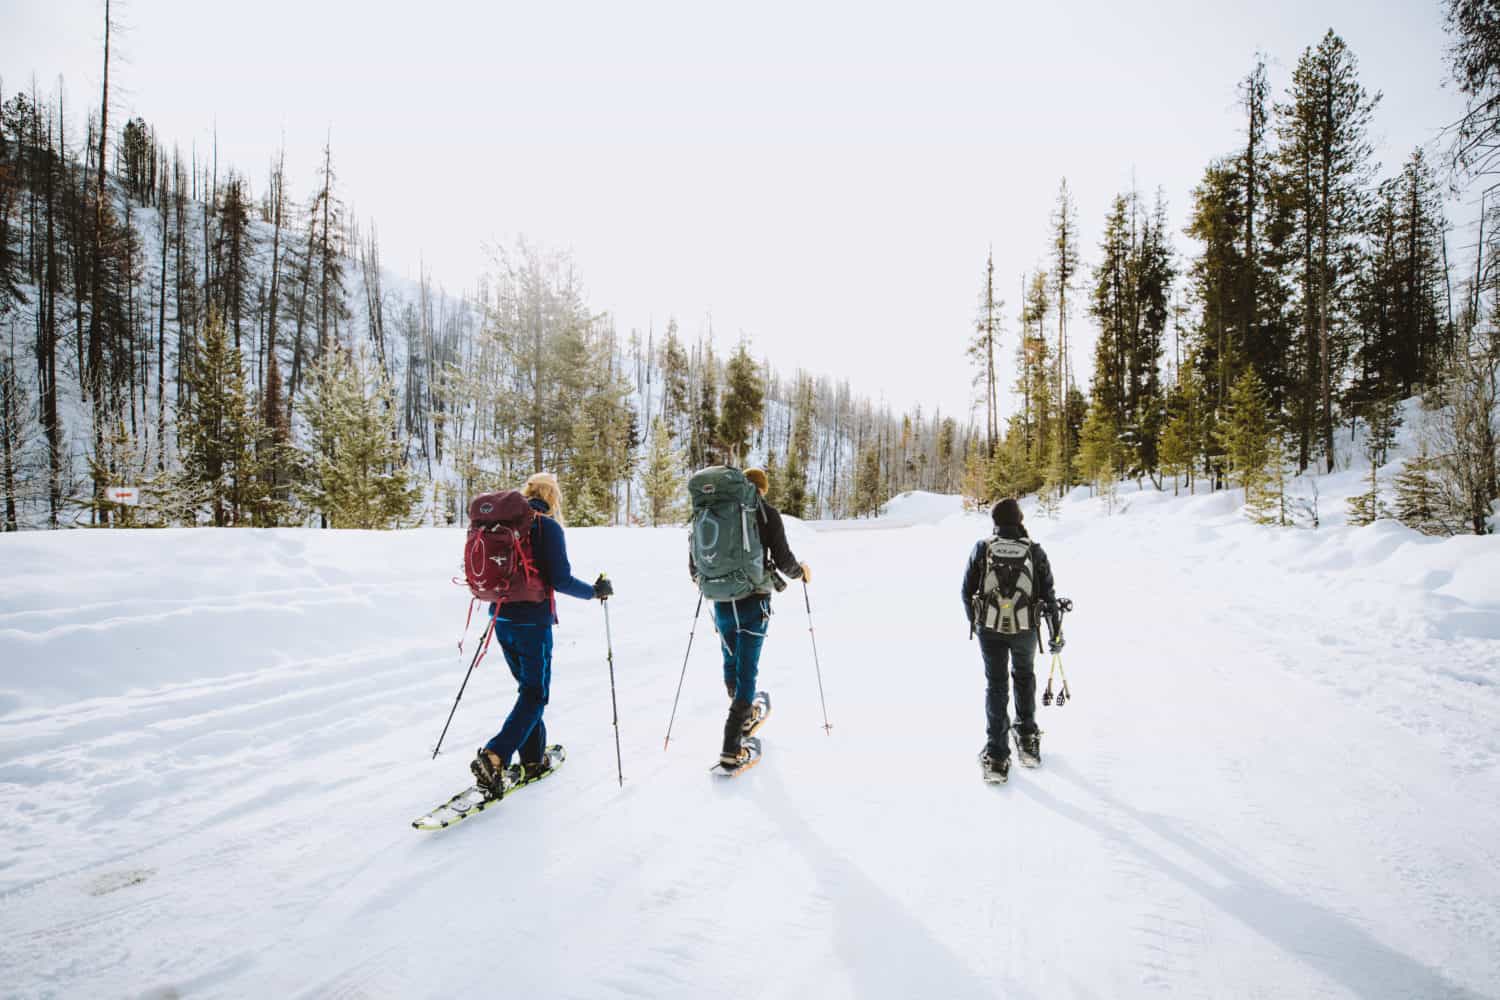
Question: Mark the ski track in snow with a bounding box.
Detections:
[1,493,1498,999]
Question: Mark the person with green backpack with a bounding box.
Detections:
[687,466,809,771]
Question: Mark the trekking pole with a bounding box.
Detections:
[432,635,487,760]
[803,580,833,734]
[601,582,624,786]
[1041,598,1072,707]
[662,594,703,750]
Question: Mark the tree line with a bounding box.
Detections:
[964,20,1499,535]
[0,7,966,531]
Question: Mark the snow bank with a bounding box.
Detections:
[2,487,1498,999]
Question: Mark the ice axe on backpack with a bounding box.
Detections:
[1041,598,1073,707]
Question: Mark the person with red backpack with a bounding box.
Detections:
[468,472,611,796]
[963,497,1059,784]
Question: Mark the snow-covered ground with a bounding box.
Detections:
[2,485,1498,998]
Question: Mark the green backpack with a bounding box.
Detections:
[688,466,767,602]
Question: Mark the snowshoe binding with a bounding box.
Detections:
[470,748,510,798]
[520,749,559,782]
[711,736,763,778]
[741,691,772,738]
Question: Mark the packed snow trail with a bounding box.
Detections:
[2,490,1498,998]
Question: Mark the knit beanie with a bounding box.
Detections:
[992,497,1023,527]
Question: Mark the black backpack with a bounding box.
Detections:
[972,536,1036,635]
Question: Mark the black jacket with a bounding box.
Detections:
[961,524,1056,630]
[689,497,804,592]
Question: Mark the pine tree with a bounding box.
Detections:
[1345,456,1388,527]
[987,419,1037,500]
[719,341,764,465]
[249,344,296,526]
[176,311,252,525]
[852,444,884,517]
[1249,435,1295,526]
[1051,180,1081,485]
[640,416,686,526]
[691,341,719,469]
[660,319,689,435]
[1159,399,1196,495]
[970,249,1003,453]
[1220,367,1273,505]
[1017,301,1053,488]
[782,376,815,518]
[1276,30,1379,472]
[1075,403,1120,502]
[960,436,989,508]
[1393,448,1449,535]
[1037,427,1067,517]
[0,350,39,530]
[298,347,416,529]
[1444,0,1500,179]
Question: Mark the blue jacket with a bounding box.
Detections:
[494,498,596,625]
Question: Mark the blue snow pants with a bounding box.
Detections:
[484,620,554,766]
[715,596,770,704]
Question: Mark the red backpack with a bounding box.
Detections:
[463,491,550,605]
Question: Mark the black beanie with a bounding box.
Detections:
[992,498,1023,526]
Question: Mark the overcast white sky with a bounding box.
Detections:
[1,0,1472,421]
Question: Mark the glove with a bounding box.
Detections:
[593,573,614,601]
[798,562,812,584]
[1049,634,1065,654]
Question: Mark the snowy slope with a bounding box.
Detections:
[1,489,1498,998]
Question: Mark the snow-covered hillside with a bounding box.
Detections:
[2,488,1498,998]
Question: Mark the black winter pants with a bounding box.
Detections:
[978,629,1038,758]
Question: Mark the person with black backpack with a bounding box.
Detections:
[468,472,612,796]
[687,466,809,772]
[963,497,1059,784]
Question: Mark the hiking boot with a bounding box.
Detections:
[722,698,753,759]
[520,752,555,782]
[979,748,1010,783]
[1012,728,1042,768]
[720,745,752,768]
[471,748,508,796]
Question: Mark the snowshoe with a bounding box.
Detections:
[1012,728,1042,769]
[979,749,1010,784]
[415,745,567,831]
[711,736,763,778]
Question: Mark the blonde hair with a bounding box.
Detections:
[744,468,769,496]
[522,472,564,524]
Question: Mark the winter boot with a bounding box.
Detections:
[979,748,1010,784]
[722,698,753,766]
[520,750,556,782]
[471,748,509,797]
[1012,728,1042,768]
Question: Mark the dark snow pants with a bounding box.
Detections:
[715,596,770,704]
[978,629,1038,759]
[484,620,554,766]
